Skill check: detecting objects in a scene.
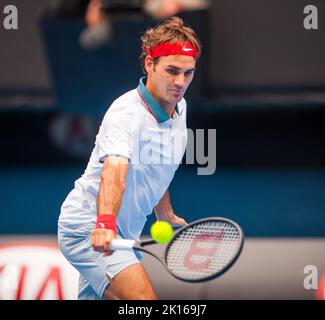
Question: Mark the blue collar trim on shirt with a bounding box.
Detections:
[137,77,179,123]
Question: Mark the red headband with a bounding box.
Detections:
[149,41,198,59]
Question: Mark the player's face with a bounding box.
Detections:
[145,55,196,109]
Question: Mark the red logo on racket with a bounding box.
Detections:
[183,232,224,271]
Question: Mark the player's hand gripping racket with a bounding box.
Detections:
[111,217,244,282]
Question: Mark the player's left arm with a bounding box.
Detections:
[154,189,188,226]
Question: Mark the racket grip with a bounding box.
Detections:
[110,239,136,250]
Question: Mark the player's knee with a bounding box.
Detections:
[103,287,118,300]
[137,288,158,300]
[104,286,158,300]
[136,294,158,300]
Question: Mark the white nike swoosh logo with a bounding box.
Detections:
[98,222,105,228]
[183,48,193,52]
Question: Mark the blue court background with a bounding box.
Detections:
[1,166,324,236]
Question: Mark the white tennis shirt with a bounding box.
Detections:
[58,77,188,240]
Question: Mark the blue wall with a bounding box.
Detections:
[1,166,324,236]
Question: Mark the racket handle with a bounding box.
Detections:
[110,239,136,250]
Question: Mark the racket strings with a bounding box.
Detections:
[166,221,242,281]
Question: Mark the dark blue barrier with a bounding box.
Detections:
[1,166,324,236]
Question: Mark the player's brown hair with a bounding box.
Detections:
[140,16,201,74]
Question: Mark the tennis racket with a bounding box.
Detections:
[111,217,244,283]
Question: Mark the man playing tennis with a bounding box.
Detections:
[58,16,201,300]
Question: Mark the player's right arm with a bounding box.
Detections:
[91,155,129,256]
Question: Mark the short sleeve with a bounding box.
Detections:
[97,106,140,163]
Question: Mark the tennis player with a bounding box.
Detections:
[58,16,201,300]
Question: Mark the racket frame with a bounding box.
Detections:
[111,217,245,283]
[163,217,245,283]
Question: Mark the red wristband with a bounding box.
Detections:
[96,214,117,235]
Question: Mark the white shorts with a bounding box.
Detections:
[58,222,142,300]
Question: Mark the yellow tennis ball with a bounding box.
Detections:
[150,221,173,244]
